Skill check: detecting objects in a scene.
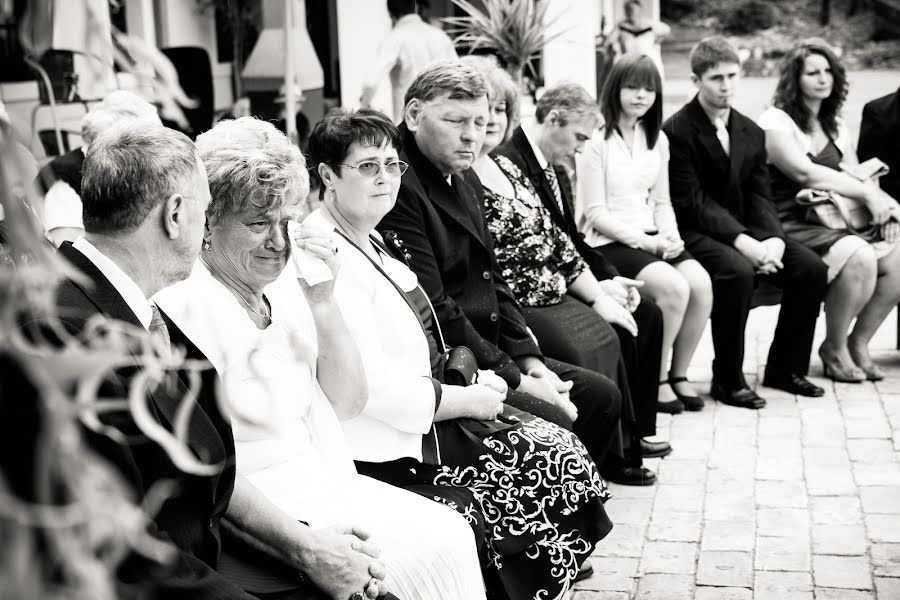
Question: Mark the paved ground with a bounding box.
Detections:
[571,66,900,599]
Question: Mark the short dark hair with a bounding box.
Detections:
[82,126,200,234]
[690,36,741,77]
[387,0,416,19]
[307,108,402,193]
[601,53,663,149]
[773,39,848,139]
[534,82,599,125]
[404,60,489,107]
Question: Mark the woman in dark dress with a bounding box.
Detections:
[758,39,900,382]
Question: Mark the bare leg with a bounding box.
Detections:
[848,243,900,373]
[635,261,689,402]
[820,244,877,373]
[669,259,713,396]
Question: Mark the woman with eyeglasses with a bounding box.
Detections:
[304,108,613,600]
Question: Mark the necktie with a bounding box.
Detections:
[714,117,730,157]
[149,303,171,356]
[544,165,565,213]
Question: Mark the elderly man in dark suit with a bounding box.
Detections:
[37,125,391,600]
[377,60,631,491]
[858,85,900,201]
[663,37,827,409]
[495,82,669,464]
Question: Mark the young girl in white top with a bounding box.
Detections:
[576,53,713,413]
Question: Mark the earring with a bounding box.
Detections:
[203,239,211,251]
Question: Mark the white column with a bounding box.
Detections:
[124,0,157,44]
[542,0,598,96]
[335,0,393,118]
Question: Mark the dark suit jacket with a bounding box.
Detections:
[858,87,900,200]
[377,123,541,388]
[494,126,620,280]
[44,242,251,600]
[662,95,783,244]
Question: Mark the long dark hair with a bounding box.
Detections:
[600,53,663,149]
[772,40,848,138]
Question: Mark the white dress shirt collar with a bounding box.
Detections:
[72,237,153,330]
[521,123,550,170]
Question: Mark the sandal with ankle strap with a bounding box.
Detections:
[668,375,705,412]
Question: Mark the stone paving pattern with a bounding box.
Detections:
[571,303,900,599]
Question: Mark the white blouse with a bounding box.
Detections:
[575,126,679,248]
[305,209,437,464]
[757,106,852,159]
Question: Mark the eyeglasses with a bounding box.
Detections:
[338,160,409,177]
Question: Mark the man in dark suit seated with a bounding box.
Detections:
[28,125,391,600]
[378,60,627,488]
[663,37,828,408]
[858,85,900,201]
[495,82,669,463]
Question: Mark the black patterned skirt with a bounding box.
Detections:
[358,412,612,600]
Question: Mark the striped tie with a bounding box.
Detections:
[544,165,565,213]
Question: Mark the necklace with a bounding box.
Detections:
[199,255,271,322]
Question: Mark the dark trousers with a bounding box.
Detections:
[684,232,827,389]
[505,358,622,468]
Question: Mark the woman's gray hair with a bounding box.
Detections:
[81,90,162,146]
[403,59,489,106]
[195,117,309,227]
[459,55,519,140]
[534,82,599,125]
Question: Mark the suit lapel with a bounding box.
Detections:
[511,127,568,227]
[688,97,731,177]
[727,112,745,187]
[57,242,225,466]
[401,125,488,249]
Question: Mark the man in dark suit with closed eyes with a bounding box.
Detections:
[377,60,623,490]
[663,37,827,408]
[36,125,391,600]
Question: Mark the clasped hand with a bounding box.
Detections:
[516,359,578,421]
[734,234,784,275]
[307,525,388,600]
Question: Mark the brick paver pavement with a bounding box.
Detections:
[572,304,900,599]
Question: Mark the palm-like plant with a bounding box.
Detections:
[444,0,566,88]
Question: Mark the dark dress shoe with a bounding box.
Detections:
[656,399,684,414]
[710,383,767,410]
[668,375,705,411]
[603,465,657,486]
[763,372,825,397]
[640,438,673,458]
[574,561,594,582]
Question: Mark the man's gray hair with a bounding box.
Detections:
[534,82,599,125]
[195,117,309,227]
[81,125,200,234]
[81,90,162,146]
[404,59,489,106]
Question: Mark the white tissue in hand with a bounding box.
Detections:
[287,220,333,286]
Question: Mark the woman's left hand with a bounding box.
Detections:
[293,222,342,303]
[476,369,508,396]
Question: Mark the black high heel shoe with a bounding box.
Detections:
[668,375,705,411]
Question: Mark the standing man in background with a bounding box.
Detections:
[360,0,458,122]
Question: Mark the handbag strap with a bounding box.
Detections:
[796,191,879,238]
[334,230,449,350]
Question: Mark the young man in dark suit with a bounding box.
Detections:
[495,83,670,464]
[377,60,642,490]
[858,85,900,201]
[34,126,390,600]
[663,37,828,408]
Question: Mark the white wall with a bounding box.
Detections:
[335,0,393,116]
[543,0,598,95]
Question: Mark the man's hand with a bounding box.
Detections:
[592,293,638,336]
[302,525,388,600]
[598,279,629,306]
[759,237,785,273]
[733,233,772,269]
[521,362,578,421]
[612,276,643,312]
